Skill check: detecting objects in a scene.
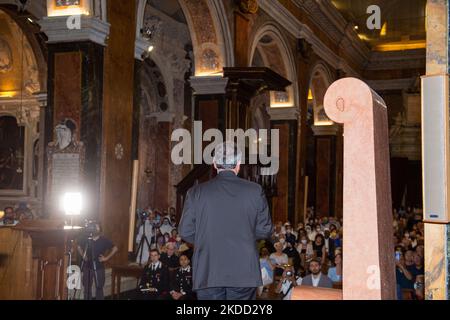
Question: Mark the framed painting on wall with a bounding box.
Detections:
[0,115,26,195]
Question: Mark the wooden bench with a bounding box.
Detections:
[111,265,144,299]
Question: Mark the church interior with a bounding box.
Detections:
[0,0,448,301]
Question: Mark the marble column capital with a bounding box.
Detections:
[39,16,110,46]
[311,124,341,136]
[267,107,299,121]
[189,76,229,95]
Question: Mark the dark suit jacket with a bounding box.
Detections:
[139,263,170,294]
[179,170,273,290]
[301,274,333,288]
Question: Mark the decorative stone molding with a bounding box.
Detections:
[366,78,416,91]
[135,36,151,60]
[296,0,369,67]
[33,92,48,108]
[146,111,176,123]
[367,50,426,71]
[39,15,110,46]
[267,106,299,121]
[311,124,342,136]
[189,76,229,95]
[259,0,361,77]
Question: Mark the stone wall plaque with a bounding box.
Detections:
[47,142,85,212]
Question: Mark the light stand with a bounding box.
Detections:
[61,192,82,300]
[135,217,152,266]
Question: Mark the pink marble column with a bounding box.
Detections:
[323,78,396,300]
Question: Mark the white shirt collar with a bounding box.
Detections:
[180,266,191,272]
[311,273,322,287]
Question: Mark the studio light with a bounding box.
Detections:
[62,192,82,216]
[62,192,82,229]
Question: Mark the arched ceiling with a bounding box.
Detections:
[0,9,40,97]
[147,0,187,24]
[332,0,426,51]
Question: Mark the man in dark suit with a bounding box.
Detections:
[179,141,274,300]
[170,254,195,300]
[301,259,333,288]
[138,249,170,300]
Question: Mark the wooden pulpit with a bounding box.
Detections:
[0,220,80,300]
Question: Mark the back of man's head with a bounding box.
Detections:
[213,141,242,170]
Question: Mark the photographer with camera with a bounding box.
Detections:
[135,209,156,264]
[77,222,118,300]
[276,265,302,300]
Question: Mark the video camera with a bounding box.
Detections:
[84,220,99,236]
[139,210,151,221]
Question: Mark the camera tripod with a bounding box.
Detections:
[72,233,100,300]
[135,219,155,266]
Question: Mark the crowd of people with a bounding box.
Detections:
[133,207,195,300]
[258,206,425,300]
[1,201,424,300]
[393,207,424,300]
[0,203,35,226]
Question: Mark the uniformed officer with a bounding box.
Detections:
[138,249,170,300]
[170,254,195,300]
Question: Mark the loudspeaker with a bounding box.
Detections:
[421,74,450,223]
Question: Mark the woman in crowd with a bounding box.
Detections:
[296,234,314,268]
[156,234,166,252]
[258,247,275,296]
[312,234,327,264]
[270,241,289,277]
[327,253,342,283]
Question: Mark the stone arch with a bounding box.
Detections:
[136,0,232,76]
[309,62,334,126]
[249,22,298,108]
[140,59,170,116]
[0,6,47,93]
